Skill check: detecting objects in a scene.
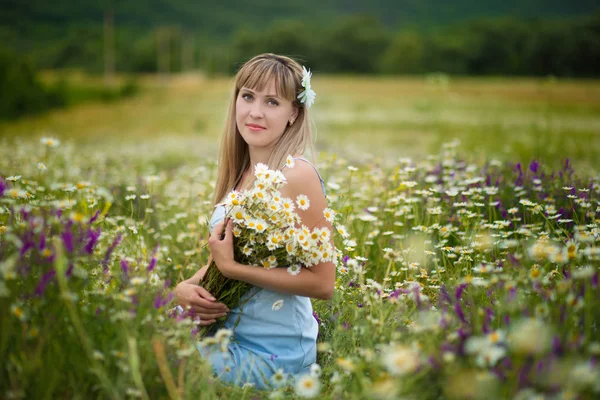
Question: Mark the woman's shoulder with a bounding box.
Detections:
[282,157,326,200]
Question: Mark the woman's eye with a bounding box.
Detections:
[242,93,253,101]
[267,99,279,106]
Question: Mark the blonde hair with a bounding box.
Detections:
[212,53,315,205]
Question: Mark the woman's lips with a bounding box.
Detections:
[246,124,265,132]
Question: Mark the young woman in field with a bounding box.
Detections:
[174,53,336,390]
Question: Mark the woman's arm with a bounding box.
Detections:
[224,258,334,299]
[181,255,212,285]
[209,161,336,300]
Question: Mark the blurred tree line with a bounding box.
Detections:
[4,13,597,77]
[2,12,599,120]
[0,46,139,121]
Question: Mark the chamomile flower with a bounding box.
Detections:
[262,257,278,270]
[40,137,60,147]
[271,369,288,388]
[296,194,310,211]
[266,233,283,251]
[272,299,284,311]
[297,66,316,109]
[294,373,320,398]
[336,225,349,238]
[287,264,302,276]
[323,208,336,222]
[286,155,295,168]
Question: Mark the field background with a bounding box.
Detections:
[2,74,599,173]
[2,2,600,399]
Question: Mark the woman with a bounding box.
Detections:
[174,53,336,390]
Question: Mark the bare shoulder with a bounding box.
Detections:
[281,159,323,199]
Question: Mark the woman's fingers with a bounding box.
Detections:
[195,285,217,301]
[193,310,228,320]
[194,286,229,312]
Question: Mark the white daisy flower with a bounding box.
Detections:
[40,137,60,148]
[323,208,336,222]
[272,299,284,311]
[271,369,288,388]
[149,273,161,286]
[286,155,295,168]
[294,373,320,398]
[309,363,322,377]
[287,264,302,276]
[296,194,310,211]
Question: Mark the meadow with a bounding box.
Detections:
[1,75,599,399]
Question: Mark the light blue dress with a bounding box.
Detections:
[196,158,326,390]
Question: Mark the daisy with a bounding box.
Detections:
[40,137,60,147]
[323,208,336,222]
[287,264,301,276]
[336,225,349,238]
[262,257,277,270]
[381,345,420,376]
[294,373,320,398]
[271,369,287,388]
[296,194,310,211]
[242,245,253,256]
[286,155,295,168]
[266,233,282,251]
[272,299,284,311]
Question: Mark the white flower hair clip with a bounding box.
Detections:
[297,66,316,108]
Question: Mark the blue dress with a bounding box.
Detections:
[196,158,326,390]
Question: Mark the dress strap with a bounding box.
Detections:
[284,157,326,198]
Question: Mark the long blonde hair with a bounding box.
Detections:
[212,53,315,205]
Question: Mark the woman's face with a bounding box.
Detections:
[236,78,298,152]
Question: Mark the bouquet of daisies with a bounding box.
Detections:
[199,160,336,334]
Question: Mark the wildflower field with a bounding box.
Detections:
[1,76,600,399]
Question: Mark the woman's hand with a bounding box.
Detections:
[208,219,237,278]
[174,282,229,326]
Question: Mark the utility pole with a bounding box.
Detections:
[156,27,170,84]
[182,33,194,72]
[103,7,115,87]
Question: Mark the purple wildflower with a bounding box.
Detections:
[454,302,467,324]
[147,243,159,272]
[35,269,56,297]
[101,233,123,272]
[529,160,540,174]
[518,358,533,388]
[66,263,74,277]
[313,311,321,324]
[154,292,174,309]
[89,210,101,224]
[0,178,5,197]
[121,259,129,278]
[20,240,35,258]
[38,232,46,250]
[83,227,102,254]
[552,336,563,356]
[61,230,74,254]
[455,283,468,301]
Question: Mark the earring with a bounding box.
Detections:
[289,120,294,126]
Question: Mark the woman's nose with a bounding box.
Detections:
[249,102,264,119]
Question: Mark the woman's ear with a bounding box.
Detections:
[290,107,299,122]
